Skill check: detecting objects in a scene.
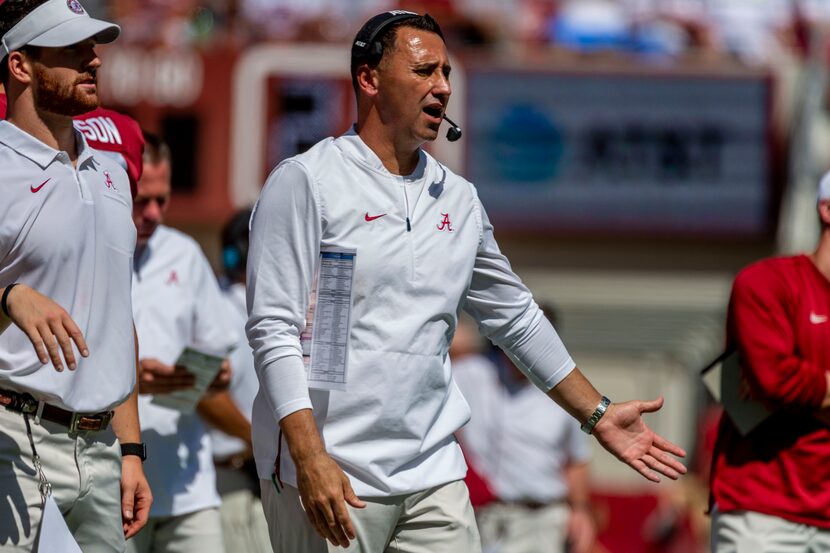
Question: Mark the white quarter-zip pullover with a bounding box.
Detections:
[247,130,575,497]
[0,121,136,412]
[132,225,239,517]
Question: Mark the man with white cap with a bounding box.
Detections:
[709,172,830,552]
[0,1,151,551]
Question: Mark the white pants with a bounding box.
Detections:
[215,467,270,553]
[0,406,124,553]
[476,501,570,553]
[125,508,225,553]
[260,479,481,553]
[712,508,830,553]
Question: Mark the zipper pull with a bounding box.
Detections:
[406,217,412,232]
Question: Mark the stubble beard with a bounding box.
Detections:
[32,63,99,117]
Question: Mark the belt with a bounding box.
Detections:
[214,452,250,470]
[498,499,562,511]
[0,389,114,432]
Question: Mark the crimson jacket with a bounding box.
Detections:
[711,254,830,527]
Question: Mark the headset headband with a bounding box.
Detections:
[352,10,420,56]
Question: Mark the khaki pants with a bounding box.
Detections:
[712,507,830,553]
[215,466,270,553]
[476,501,570,553]
[125,508,225,553]
[260,479,481,553]
[0,406,124,553]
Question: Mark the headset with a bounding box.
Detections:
[352,11,462,142]
[221,208,252,281]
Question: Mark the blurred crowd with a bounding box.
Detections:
[87,0,830,65]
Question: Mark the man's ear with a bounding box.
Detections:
[7,51,34,86]
[356,64,379,97]
[820,201,830,227]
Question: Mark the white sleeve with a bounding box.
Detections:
[462,194,575,392]
[246,161,321,421]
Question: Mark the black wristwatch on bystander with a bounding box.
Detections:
[121,442,147,462]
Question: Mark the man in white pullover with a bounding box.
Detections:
[247,11,687,553]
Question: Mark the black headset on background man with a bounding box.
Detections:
[352,10,462,142]
[222,208,252,282]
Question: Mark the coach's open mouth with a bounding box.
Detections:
[423,104,443,123]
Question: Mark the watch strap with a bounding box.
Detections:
[120,442,147,462]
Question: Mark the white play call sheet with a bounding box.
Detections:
[301,248,356,391]
[36,494,81,553]
[151,346,225,412]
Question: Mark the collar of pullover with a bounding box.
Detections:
[337,126,431,183]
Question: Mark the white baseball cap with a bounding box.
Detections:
[1,0,120,57]
[819,171,830,203]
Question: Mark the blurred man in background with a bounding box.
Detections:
[453,310,597,553]
[247,10,685,553]
[210,208,271,553]
[0,0,151,549]
[709,171,830,551]
[127,133,244,553]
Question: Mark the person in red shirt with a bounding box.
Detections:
[710,173,830,551]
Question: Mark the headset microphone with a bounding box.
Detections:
[443,114,462,142]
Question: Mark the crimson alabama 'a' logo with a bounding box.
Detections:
[104,170,116,190]
[437,213,453,232]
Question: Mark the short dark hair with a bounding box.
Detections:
[0,0,49,87]
[142,131,171,167]
[350,13,445,94]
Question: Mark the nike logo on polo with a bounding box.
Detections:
[30,179,51,193]
[364,213,386,222]
[810,312,828,324]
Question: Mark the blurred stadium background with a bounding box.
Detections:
[83,1,830,551]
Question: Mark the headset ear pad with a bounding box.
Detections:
[370,40,384,58]
[222,246,242,273]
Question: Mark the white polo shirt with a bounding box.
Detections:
[132,225,239,517]
[210,282,259,460]
[454,354,590,503]
[0,121,136,412]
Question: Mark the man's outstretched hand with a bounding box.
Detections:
[592,397,687,482]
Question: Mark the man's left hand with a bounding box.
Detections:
[593,396,687,482]
[566,505,596,553]
[121,456,152,539]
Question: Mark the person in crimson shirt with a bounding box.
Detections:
[709,172,830,552]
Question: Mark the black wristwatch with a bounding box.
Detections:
[121,442,147,462]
